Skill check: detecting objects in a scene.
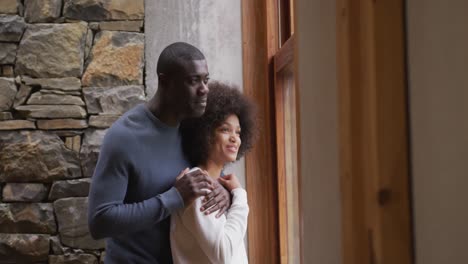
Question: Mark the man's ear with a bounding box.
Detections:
[158,73,168,85]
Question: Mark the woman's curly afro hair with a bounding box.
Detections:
[180,81,258,167]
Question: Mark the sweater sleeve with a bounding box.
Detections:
[87,129,184,239]
[181,188,249,263]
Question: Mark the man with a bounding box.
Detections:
[88,42,230,263]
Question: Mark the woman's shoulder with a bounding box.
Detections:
[181,195,227,221]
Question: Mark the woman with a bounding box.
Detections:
[171,81,257,263]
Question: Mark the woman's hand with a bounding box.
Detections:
[218,173,241,191]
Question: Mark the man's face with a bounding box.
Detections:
[171,59,210,118]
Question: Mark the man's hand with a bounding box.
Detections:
[174,168,214,206]
[200,178,232,218]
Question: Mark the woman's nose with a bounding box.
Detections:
[229,135,236,142]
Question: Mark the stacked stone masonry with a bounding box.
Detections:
[0,0,145,262]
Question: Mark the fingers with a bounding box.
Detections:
[218,174,237,183]
[175,168,215,206]
[185,180,214,199]
[206,196,227,214]
[192,176,213,185]
[193,189,211,196]
[203,201,228,216]
[201,186,221,209]
[201,196,217,211]
[206,203,228,218]
[204,203,221,215]
[200,182,230,216]
[224,174,239,182]
[183,170,214,189]
[221,174,233,180]
[176,168,190,181]
[218,177,227,183]
[216,205,228,218]
[218,177,229,188]
[203,182,221,201]
[187,170,214,184]
[194,180,214,192]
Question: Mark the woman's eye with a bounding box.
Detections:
[236,131,241,135]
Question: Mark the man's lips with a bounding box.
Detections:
[194,100,207,107]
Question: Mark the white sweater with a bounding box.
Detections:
[170,188,249,264]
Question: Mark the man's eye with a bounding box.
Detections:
[203,78,210,84]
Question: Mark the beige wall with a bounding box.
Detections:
[407,1,468,263]
[296,0,342,263]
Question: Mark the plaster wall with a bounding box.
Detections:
[407,1,468,263]
[296,0,342,263]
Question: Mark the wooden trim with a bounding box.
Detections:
[279,0,292,45]
[275,35,295,73]
[274,34,301,264]
[337,1,413,264]
[274,57,288,263]
[293,30,303,264]
[242,0,280,263]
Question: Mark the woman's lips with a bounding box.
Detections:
[226,145,238,153]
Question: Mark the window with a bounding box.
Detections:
[275,0,301,263]
[241,0,300,262]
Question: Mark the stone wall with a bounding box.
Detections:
[0,0,145,263]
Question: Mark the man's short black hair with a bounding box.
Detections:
[157,42,206,77]
[180,81,258,167]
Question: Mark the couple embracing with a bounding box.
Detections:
[88,42,257,264]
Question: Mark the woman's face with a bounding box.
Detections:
[209,114,242,165]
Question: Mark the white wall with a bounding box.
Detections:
[144,0,245,186]
[296,0,342,263]
[407,1,468,263]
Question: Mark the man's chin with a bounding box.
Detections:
[190,108,206,117]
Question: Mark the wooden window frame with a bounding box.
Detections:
[243,0,413,263]
[242,0,300,262]
[241,0,281,262]
[279,0,292,45]
[273,35,302,264]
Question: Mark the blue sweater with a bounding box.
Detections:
[88,104,189,263]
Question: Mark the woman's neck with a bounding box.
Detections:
[199,159,224,180]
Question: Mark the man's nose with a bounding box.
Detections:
[197,82,209,96]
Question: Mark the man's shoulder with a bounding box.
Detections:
[103,105,145,143]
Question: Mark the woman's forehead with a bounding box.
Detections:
[221,114,240,126]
